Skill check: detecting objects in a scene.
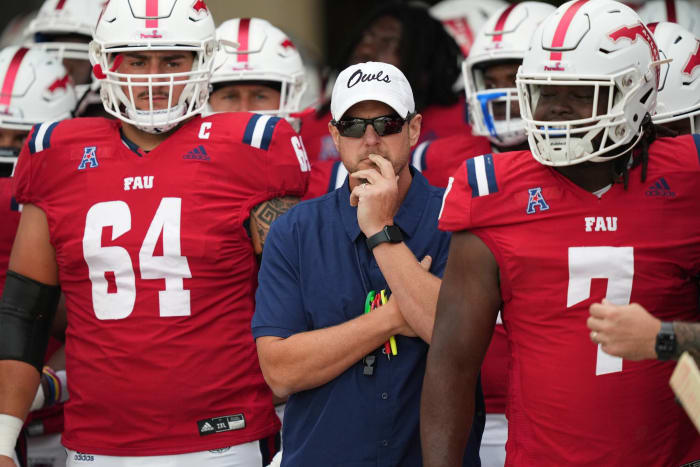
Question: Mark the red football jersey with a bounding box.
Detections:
[417,96,473,145]
[299,108,337,164]
[439,135,700,466]
[13,113,309,456]
[0,177,20,291]
[303,160,347,200]
[411,134,491,188]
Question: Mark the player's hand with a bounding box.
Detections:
[349,154,400,237]
[0,455,18,467]
[587,300,661,360]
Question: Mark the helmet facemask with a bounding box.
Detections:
[465,59,526,147]
[91,41,217,134]
[518,65,656,166]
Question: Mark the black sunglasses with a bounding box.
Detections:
[332,114,412,138]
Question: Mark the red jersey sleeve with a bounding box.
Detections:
[228,113,310,214]
[13,121,65,209]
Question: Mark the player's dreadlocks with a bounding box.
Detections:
[615,113,678,189]
[331,1,462,112]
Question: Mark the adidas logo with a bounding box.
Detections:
[200,422,214,433]
[645,177,675,198]
[183,145,210,161]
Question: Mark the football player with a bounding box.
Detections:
[411,4,556,466]
[25,0,106,116]
[207,17,307,133]
[0,45,76,467]
[648,21,699,134]
[0,1,309,466]
[207,16,309,438]
[422,1,700,466]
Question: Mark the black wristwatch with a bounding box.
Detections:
[366,225,403,250]
[655,321,677,361]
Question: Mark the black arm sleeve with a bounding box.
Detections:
[0,270,60,373]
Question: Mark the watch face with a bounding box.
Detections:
[656,324,676,360]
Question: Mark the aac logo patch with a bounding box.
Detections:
[78,146,99,170]
[526,187,549,214]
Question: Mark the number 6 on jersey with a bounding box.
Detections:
[83,198,192,320]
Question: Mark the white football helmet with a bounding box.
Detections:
[0,46,77,173]
[429,0,509,57]
[210,18,307,124]
[637,0,700,35]
[26,0,105,105]
[650,22,700,133]
[463,2,556,147]
[89,0,217,133]
[517,0,661,166]
[26,0,104,61]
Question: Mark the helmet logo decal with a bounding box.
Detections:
[0,47,29,113]
[145,0,159,29]
[441,18,474,57]
[237,18,251,62]
[140,30,163,39]
[492,4,517,42]
[48,75,71,93]
[549,0,589,61]
[192,0,208,14]
[608,23,660,84]
[682,39,700,77]
[281,39,296,50]
[543,62,566,72]
[55,0,67,10]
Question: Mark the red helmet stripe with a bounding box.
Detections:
[665,0,677,23]
[146,0,159,29]
[0,47,29,110]
[56,0,67,9]
[646,22,659,33]
[237,18,251,63]
[550,0,590,61]
[493,4,517,42]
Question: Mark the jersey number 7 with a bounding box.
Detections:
[83,198,191,320]
[567,246,634,375]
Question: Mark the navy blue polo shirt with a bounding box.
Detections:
[253,168,484,467]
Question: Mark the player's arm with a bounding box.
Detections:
[421,230,501,467]
[249,196,300,256]
[0,204,60,462]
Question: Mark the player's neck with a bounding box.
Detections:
[492,141,529,153]
[554,159,619,193]
[121,122,180,152]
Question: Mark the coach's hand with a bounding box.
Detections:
[349,154,400,238]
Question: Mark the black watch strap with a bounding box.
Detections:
[655,321,677,361]
[366,225,403,250]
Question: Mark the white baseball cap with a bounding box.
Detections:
[331,61,415,121]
